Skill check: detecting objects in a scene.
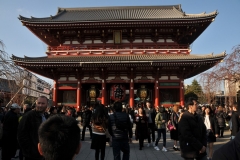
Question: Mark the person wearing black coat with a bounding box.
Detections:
[170,105,180,151]
[178,98,207,160]
[230,104,240,139]
[215,106,227,138]
[2,103,21,160]
[108,101,132,160]
[135,107,148,150]
[18,96,48,160]
[144,101,156,147]
[212,131,240,160]
[81,106,92,141]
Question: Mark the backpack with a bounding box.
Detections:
[113,113,128,131]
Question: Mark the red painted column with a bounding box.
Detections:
[102,80,106,106]
[130,79,134,108]
[77,81,81,111]
[180,80,184,106]
[155,80,159,108]
[53,80,57,107]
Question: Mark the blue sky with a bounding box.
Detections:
[1,0,240,85]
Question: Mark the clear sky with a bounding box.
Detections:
[1,0,240,85]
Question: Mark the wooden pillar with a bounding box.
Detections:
[53,80,57,107]
[155,80,159,108]
[130,79,134,108]
[180,80,184,106]
[102,79,106,106]
[77,81,81,111]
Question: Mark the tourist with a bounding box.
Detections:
[135,107,148,150]
[38,115,81,160]
[108,101,132,160]
[215,106,227,138]
[230,104,240,139]
[122,107,133,143]
[203,106,217,160]
[154,106,168,152]
[19,103,33,160]
[91,104,108,160]
[81,105,93,141]
[178,97,207,160]
[2,103,21,160]
[144,101,156,147]
[170,105,180,151]
[18,96,48,160]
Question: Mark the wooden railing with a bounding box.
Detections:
[48,43,188,51]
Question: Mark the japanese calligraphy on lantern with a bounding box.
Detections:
[111,84,125,101]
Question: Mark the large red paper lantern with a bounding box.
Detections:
[111,84,126,101]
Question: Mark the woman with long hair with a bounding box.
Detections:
[203,106,217,160]
[91,104,108,160]
[170,105,180,151]
[134,107,148,150]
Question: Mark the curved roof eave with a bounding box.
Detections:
[12,52,226,63]
[19,16,217,24]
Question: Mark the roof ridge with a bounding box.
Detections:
[57,5,182,12]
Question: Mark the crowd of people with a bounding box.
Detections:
[0,95,239,160]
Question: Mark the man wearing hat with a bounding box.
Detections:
[2,103,21,160]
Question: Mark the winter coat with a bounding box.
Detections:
[203,115,218,135]
[155,111,166,129]
[2,110,19,147]
[108,111,132,140]
[216,111,227,127]
[231,111,240,136]
[178,111,207,159]
[134,114,148,139]
[81,109,92,125]
[171,111,179,129]
[18,110,44,160]
[144,107,156,124]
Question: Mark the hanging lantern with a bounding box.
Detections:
[111,84,126,101]
[137,85,149,101]
[88,85,100,102]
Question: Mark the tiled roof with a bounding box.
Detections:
[18,5,217,22]
[12,52,225,63]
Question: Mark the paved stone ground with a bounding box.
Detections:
[1,128,231,160]
[74,128,231,160]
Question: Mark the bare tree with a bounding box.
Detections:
[200,45,240,105]
[1,40,52,108]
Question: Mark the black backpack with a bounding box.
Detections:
[113,113,128,131]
